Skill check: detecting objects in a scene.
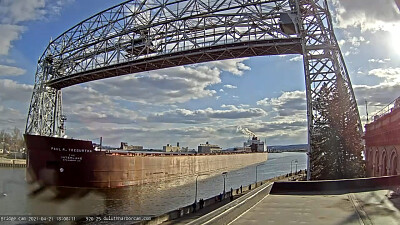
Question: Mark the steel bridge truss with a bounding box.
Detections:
[25,0,362,178]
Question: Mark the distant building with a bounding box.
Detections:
[244,136,265,152]
[163,143,180,152]
[180,147,189,152]
[120,142,143,151]
[198,142,222,153]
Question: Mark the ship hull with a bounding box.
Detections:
[25,134,268,188]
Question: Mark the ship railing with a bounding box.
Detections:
[371,96,400,122]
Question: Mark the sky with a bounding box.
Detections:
[0,0,399,149]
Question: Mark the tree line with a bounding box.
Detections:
[310,81,365,180]
[0,127,26,152]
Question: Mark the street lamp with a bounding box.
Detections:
[291,159,298,175]
[194,173,208,203]
[195,175,199,203]
[222,172,227,195]
[255,163,265,186]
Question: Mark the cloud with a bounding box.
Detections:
[0,79,32,102]
[0,106,26,130]
[88,59,250,104]
[368,67,400,83]
[0,25,25,55]
[223,84,237,89]
[368,59,391,64]
[257,90,306,116]
[0,0,74,24]
[147,107,267,124]
[354,83,400,107]
[89,66,219,104]
[348,36,367,47]
[217,120,308,145]
[0,0,45,24]
[0,0,74,56]
[0,79,33,131]
[0,64,26,76]
[204,58,251,75]
[332,0,400,32]
[62,85,142,125]
[289,55,303,62]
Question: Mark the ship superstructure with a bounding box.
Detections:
[244,136,265,152]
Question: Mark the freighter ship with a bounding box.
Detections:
[25,134,268,188]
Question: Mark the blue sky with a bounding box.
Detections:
[0,0,399,149]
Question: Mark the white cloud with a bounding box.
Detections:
[0,79,33,131]
[62,85,142,125]
[89,67,219,104]
[0,0,74,24]
[147,107,267,124]
[348,36,366,47]
[88,59,251,104]
[0,64,26,76]
[368,59,391,64]
[223,84,237,89]
[0,25,24,55]
[0,0,45,24]
[332,0,400,32]
[204,58,251,75]
[257,91,305,108]
[0,0,74,56]
[354,83,400,107]
[257,91,307,123]
[368,67,400,83]
[0,79,32,102]
[289,55,303,62]
[0,106,26,130]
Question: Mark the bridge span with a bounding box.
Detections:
[25,0,363,180]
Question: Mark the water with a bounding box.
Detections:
[0,152,306,217]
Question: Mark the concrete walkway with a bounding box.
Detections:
[159,174,303,225]
[229,189,400,225]
[161,190,249,225]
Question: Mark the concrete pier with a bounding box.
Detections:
[0,158,26,168]
[139,172,304,225]
[184,175,400,225]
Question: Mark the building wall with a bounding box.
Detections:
[365,107,400,177]
[163,145,180,152]
[198,143,222,153]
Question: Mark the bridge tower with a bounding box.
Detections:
[25,0,363,179]
[296,0,362,179]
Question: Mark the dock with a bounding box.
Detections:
[146,174,400,225]
[137,172,305,225]
[0,157,26,168]
[186,175,400,225]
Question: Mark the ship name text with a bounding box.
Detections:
[50,147,92,153]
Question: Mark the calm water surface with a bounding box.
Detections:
[0,152,306,217]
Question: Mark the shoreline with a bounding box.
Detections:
[0,157,26,168]
[138,170,306,225]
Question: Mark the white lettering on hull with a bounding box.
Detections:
[50,147,92,153]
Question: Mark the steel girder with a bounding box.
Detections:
[296,0,362,180]
[25,0,362,180]
[26,0,301,136]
